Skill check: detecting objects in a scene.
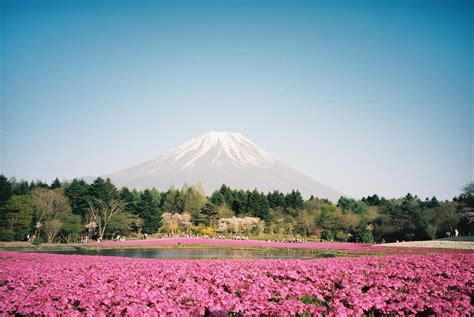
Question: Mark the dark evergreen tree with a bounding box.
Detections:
[267,190,286,209]
[219,184,234,206]
[50,178,61,189]
[337,197,368,214]
[175,189,185,212]
[0,175,12,205]
[64,179,91,219]
[285,190,304,210]
[210,191,225,206]
[200,202,218,226]
[119,187,140,213]
[12,180,29,195]
[246,189,269,220]
[362,194,381,206]
[33,180,49,189]
[136,189,162,233]
[89,178,118,204]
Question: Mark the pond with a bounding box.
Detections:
[46,247,338,259]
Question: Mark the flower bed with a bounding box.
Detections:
[90,237,371,250]
[0,252,472,315]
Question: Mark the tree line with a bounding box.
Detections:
[0,175,472,243]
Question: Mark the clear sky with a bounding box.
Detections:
[1,0,472,199]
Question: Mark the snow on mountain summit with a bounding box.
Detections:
[162,131,276,169]
[97,131,344,201]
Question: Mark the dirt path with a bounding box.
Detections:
[381,240,474,250]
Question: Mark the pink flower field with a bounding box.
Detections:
[1,252,472,316]
[91,237,371,251]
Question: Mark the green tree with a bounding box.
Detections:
[457,182,474,206]
[136,189,162,234]
[11,179,30,195]
[87,199,127,240]
[285,190,304,210]
[421,207,442,240]
[362,194,381,206]
[0,195,34,241]
[248,190,270,220]
[64,179,91,219]
[456,182,474,235]
[267,190,286,209]
[210,191,225,206]
[32,188,72,239]
[107,211,143,237]
[89,178,118,204]
[436,202,461,236]
[200,202,218,226]
[162,186,178,213]
[337,197,368,214]
[295,210,317,236]
[218,184,234,206]
[58,212,82,243]
[50,178,61,189]
[119,187,142,214]
[184,185,207,212]
[0,175,12,205]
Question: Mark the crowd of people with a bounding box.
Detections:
[75,232,311,244]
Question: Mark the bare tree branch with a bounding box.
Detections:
[87,199,127,240]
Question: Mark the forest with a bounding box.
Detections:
[0,175,472,244]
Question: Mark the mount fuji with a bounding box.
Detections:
[96,131,344,201]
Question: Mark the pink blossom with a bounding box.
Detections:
[0,252,472,315]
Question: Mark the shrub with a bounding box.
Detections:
[335,231,350,241]
[321,230,334,241]
[361,231,374,243]
[32,237,44,246]
[0,229,14,242]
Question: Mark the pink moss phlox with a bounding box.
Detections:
[0,252,472,315]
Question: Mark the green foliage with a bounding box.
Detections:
[300,295,325,306]
[337,197,368,214]
[183,185,207,212]
[6,195,34,240]
[107,211,142,237]
[248,189,270,220]
[0,228,14,241]
[421,207,442,240]
[457,182,474,207]
[89,178,118,204]
[162,186,178,213]
[59,212,83,243]
[321,230,334,241]
[199,202,218,226]
[64,179,92,219]
[32,236,44,246]
[137,189,162,233]
[50,178,61,189]
[0,175,12,205]
[268,190,286,209]
[285,190,304,210]
[210,191,225,206]
[362,194,381,206]
[361,231,374,243]
[0,174,469,243]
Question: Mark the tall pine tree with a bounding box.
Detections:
[137,189,162,234]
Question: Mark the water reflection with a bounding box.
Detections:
[48,248,336,259]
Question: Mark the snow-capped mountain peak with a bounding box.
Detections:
[97,131,344,201]
[162,131,276,169]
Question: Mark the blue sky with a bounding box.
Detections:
[1,0,472,199]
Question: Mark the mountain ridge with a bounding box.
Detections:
[87,131,344,201]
